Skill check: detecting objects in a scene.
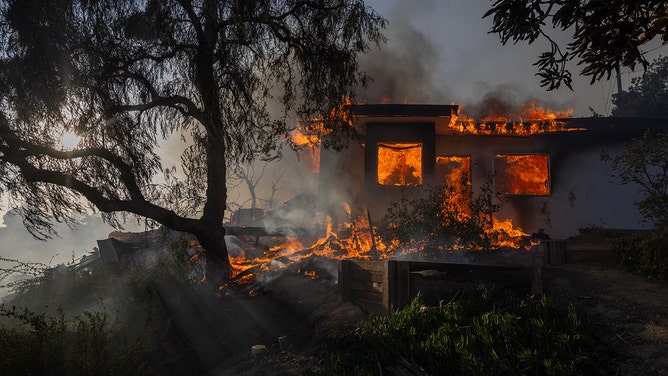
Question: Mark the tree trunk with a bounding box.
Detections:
[195,229,231,290]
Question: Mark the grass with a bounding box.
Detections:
[0,304,156,376]
[0,250,192,376]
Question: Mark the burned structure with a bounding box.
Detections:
[318,104,668,240]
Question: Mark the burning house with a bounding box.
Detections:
[316,103,668,240]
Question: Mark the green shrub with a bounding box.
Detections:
[323,288,613,376]
[614,228,668,281]
[0,305,155,376]
[0,247,197,376]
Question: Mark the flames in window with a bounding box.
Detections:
[377,143,422,186]
[436,156,471,214]
[494,154,550,195]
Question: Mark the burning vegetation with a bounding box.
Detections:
[222,182,535,289]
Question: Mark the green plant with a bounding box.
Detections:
[601,130,668,228]
[613,229,668,282]
[0,304,155,376]
[602,130,668,281]
[323,288,613,375]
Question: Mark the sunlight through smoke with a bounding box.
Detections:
[59,132,81,150]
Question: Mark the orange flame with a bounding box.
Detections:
[290,128,321,173]
[377,143,423,186]
[451,102,576,136]
[489,217,529,248]
[290,97,355,173]
[495,154,550,195]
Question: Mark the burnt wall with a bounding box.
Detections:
[434,130,649,238]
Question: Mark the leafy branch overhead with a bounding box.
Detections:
[484,0,668,90]
[0,0,386,285]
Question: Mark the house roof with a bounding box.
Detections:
[349,103,668,137]
[563,117,668,131]
[349,104,459,118]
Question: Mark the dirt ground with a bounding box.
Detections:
[162,256,668,376]
[542,263,668,376]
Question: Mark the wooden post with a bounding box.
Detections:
[543,240,565,265]
[531,263,543,296]
[339,259,351,302]
[396,261,411,308]
[366,209,377,253]
[383,260,397,314]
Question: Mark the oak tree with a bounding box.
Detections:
[0,0,385,286]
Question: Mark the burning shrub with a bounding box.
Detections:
[322,288,612,375]
[380,180,505,251]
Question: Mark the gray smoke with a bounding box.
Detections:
[357,1,449,103]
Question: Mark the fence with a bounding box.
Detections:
[339,259,542,315]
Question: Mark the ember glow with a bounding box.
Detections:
[377,143,423,186]
[494,154,550,195]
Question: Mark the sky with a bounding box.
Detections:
[1,0,667,287]
[362,0,666,116]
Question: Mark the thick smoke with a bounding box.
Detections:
[356,2,449,103]
[356,2,573,118]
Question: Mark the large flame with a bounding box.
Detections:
[225,201,535,287]
[451,102,575,136]
[495,154,550,195]
[290,97,355,173]
[377,143,423,186]
[436,156,471,215]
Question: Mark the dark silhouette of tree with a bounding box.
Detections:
[484,1,668,90]
[602,130,668,227]
[0,0,385,287]
[613,56,668,118]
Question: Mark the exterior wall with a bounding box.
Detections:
[357,124,651,240]
[364,122,436,217]
[434,132,647,239]
[319,116,662,240]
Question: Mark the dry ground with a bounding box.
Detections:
[542,263,668,376]
[159,257,668,375]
